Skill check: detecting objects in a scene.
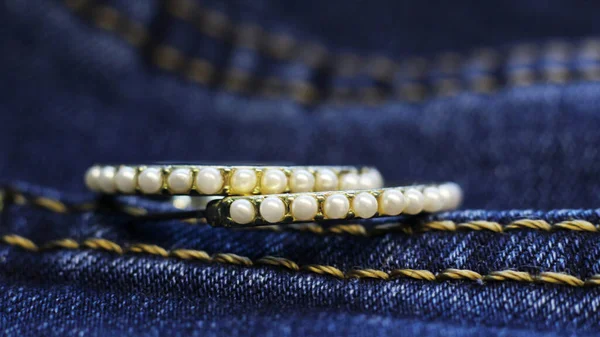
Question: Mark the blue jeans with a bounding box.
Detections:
[2,0,600,336]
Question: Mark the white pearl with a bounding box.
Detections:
[323,194,350,219]
[352,192,378,218]
[359,169,384,189]
[84,166,101,191]
[168,168,193,193]
[403,188,424,215]
[291,195,318,221]
[289,169,315,192]
[259,197,286,223]
[260,169,287,194]
[339,173,360,190]
[115,166,137,193]
[438,182,462,210]
[195,168,224,194]
[315,169,338,191]
[379,189,406,215]
[423,187,444,212]
[230,169,257,194]
[138,167,163,194]
[98,166,117,193]
[230,199,255,224]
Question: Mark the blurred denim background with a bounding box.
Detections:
[2,0,600,336]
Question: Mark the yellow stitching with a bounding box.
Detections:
[63,0,320,105]
[390,269,436,281]
[2,234,598,286]
[170,249,211,261]
[93,6,120,32]
[553,220,597,232]
[346,269,390,280]
[505,219,552,231]
[256,256,300,271]
[485,270,535,282]
[420,221,456,231]
[43,238,80,249]
[537,272,585,287]
[64,0,600,105]
[328,224,368,236]
[165,0,600,98]
[585,275,600,286]
[7,190,100,214]
[12,192,27,206]
[129,244,169,257]
[118,206,148,216]
[153,46,185,72]
[456,221,503,232]
[75,202,97,211]
[3,235,38,251]
[5,189,600,235]
[83,238,123,254]
[32,197,68,213]
[186,59,215,85]
[437,268,483,281]
[181,217,208,224]
[302,265,345,279]
[212,253,253,266]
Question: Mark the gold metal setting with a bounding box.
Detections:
[85,164,383,196]
[207,183,460,227]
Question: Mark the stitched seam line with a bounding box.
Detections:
[5,189,600,235]
[166,0,599,82]
[165,0,600,98]
[64,0,320,105]
[63,0,600,105]
[1,234,594,286]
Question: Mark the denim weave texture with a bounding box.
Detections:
[2,0,600,336]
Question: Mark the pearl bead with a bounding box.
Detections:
[230,199,255,224]
[291,195,318,221]
[339,173,360,190]
[259,197,286,223]
[115,166,137,193]
[168,168,193,193]
[359,169,384,189]
[289,169,315,192]
[352,192,378,218]
[323,194,350,219]
[84,166,101,191]
[423,187,444,212]
[438,182,462,210]
[230,169,257,194]
[403,188,424,215]
[260,169,287,194]
[372,170,384,188]
[315,169,338,191]
[138,167,163,194]
[379,189,406,216]
[195,168,224,194]
[98,166,117,193]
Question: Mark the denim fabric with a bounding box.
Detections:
[4,186,600,336]
[4,0,600,209]
[2,0,600,336]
